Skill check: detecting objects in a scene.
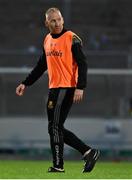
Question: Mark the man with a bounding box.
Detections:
[16,7,100,173]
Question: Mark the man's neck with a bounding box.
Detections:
[50,28,67,38]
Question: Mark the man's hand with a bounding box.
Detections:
[73,89,84,103]
[16,84,26,96]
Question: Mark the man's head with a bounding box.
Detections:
[45,7,64,34]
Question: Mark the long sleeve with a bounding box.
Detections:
[71,35,88,89]
[22,50,47,86]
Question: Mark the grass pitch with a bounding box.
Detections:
[0,160,131,179]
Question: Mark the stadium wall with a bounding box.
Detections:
[0,117,131,151]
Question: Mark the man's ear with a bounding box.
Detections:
[45,20,48,27]
[62,17,64,25]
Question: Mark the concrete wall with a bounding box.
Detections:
[0,117,132,150]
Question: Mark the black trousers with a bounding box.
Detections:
[47,88,90,169]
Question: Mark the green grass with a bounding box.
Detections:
[0,160,131,179]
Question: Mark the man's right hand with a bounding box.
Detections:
[16,84,26,96]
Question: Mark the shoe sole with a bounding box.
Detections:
[48,167,65,173]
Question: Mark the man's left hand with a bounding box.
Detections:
[73,89,84,103]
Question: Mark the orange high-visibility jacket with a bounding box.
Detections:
[44,31,78,89]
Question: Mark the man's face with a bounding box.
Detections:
[45,11,64,34]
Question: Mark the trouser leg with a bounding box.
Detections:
[47,88,73,168]
[63,128,91,155]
